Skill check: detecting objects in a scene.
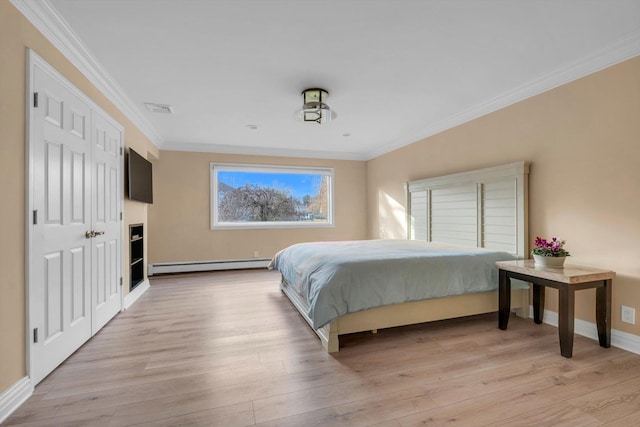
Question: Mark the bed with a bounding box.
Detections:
[271,162,530,352]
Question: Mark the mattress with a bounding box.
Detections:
[270,239,524,329]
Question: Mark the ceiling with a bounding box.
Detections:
[19,0,640,160]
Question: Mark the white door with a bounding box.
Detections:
[29,53,123,384]
[92,112,123,331]
[30,66,93,383]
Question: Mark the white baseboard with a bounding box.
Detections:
[528,306,640,355]
[148,258,271,276]
[0,376,33,424]
[124,278,150,309]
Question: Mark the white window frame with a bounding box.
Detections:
[210,162,335,229]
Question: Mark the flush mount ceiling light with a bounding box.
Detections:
[295,88,336,124]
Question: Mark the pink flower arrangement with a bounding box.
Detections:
[531,236,570,257]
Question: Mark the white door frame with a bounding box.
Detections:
[25,49,124,383]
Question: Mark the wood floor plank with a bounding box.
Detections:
[566,375,640,423]
[253,387,437,427]
[484,401,602,427]
[133,401,255,427]
[5,269,640,426]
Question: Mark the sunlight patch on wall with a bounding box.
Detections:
[378,190,406,239]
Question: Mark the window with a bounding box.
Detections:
[211,163,334,229]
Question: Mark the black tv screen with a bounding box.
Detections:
[127,148,153,204]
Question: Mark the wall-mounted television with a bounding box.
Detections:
[127,148,153,204]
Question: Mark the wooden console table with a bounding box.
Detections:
[496,260,614,358]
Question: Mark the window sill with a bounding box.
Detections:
[212,222,335,230]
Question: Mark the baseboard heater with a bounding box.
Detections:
[148,258,271,276]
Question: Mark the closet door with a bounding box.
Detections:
[92,112,123,331]
[30,65,93,384]
[28,53,123,385]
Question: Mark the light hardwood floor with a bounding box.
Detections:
[5,269,640,426]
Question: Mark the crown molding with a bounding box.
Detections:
[161,141,368,161]
[365,32,640,160]
[10,0,163,148]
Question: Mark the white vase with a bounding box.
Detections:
[533,254,566,268]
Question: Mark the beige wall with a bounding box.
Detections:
[367,56,640,336]
[148,151,367,263]
[0,2,157,392]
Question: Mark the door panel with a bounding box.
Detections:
[70,246,86,323]
[70,151,86,224]
[43,91,63,127]
[44,141,63,224]
[43,251,63,339]
[95,242,105,306]
[92,112,122,332]
[31,67,92,384]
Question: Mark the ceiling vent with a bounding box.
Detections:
[144,102,174,114]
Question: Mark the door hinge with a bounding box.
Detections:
[33,92,39,108]
[120,277,123,287]
[33,328,38,343]
[33,209,38,225]
[120,146,123,156]
[120,212,123,220]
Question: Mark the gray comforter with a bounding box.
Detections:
[270,239,523,329]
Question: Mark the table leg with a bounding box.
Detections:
[558,285,575,358]
[499,269,510,330]
[532,284,545,324]
[596,279,612,348]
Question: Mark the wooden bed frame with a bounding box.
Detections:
[280,161,530,352]
[281,279,529,352]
